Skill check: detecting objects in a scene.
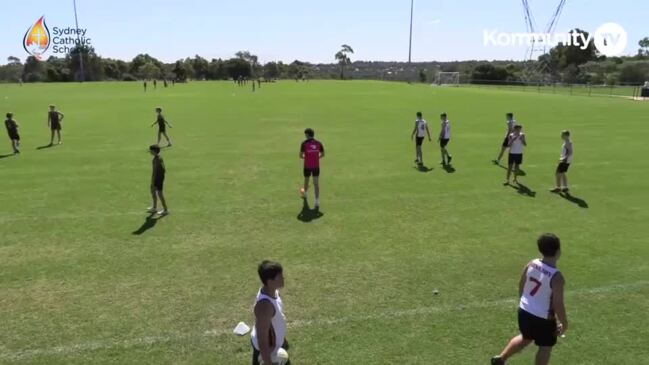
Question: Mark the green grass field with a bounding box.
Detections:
[1,80,648,365]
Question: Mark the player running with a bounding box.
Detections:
[5,113,20,154]
[251,260,290,365]
[299,128,325,209]
[47,105,64,146]
[494,113,517,165]
[411,112,432,167]
[491,233,568,365]
[438,112,452,165]
[551,130,573,193]
[151,107,172,147]
[505,125,526,185]
[147,144,169,216]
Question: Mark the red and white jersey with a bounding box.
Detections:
[301,138,324,169]
[519,259,560,319]
[251,289,287,355]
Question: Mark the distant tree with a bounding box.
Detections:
[235,51,260,76]
[45,56,71,82]
[130,54,164,76]
[138,61,161,79]
[618,61,649,84]
[0,56,24,82]
[471,63,510,83]
[638,37,649,57]
[225,58,251,79]
[172,61,187,81]
[22,56,46,82]
[7,56,21,65]
[192,55,209,80]
[418,69,427,83]
[544,29,598,76]
[335,44,354,80]
[263,62,281,79]
[207,58,227,80]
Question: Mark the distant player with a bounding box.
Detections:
[299,128,325,209]
[491,233,568,365]
[150,107,172,147]
[438,112,452,165]
[411,112,432,166]
[5,113,20,154]
[494,112,517,165]
[47,104,64,146]
[505,125,526,185]
[153,79,157,89]
[143,80,147,92]
[551,131,573,193]
[251,260,290,365]
[147,144,169,216]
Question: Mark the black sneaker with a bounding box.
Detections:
[491,356,505,365]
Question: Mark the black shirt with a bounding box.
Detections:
[49,111,60,124]
[5,119,17,133]
[152,156,165,180]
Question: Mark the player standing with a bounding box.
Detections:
[150,107,172,147]
[299,128,325,209]
[505,125,526,185]
[494,113,517,165]
[47,105,64,146]
[147,145,169,216]
[5,113,20,154]
[491,233,568,365]
[411,112,431,167]
[551,131,573,193]
[251,260,290,365]
[438,113,452,165]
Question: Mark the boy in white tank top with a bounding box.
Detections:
[251,261,290,365]
[491,233,568,365]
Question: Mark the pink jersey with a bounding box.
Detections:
[301,138,324,169]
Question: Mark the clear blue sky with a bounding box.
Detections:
[2,0,646,64]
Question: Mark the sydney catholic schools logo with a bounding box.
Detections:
[23,16,91,60]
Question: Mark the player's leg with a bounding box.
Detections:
[496,146,506,163]
[535,347,553,365]
[148,184,158,212]
[157,189,168,214]
[157,131,162,145]
[561,172,569,192]
[301,170,310,198]
[513,163,520,183]
[506,156,514,184]
[50,129,55,145]
[163,131,172,146]
[56,129,61,144]
[498,334,532,362]
[313,174,320,208]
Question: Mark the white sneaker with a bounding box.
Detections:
[147,207,157,213]
[158,210,169,216]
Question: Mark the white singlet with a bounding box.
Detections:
[509,133,525,154]
[441,120,451,139]
[415,119,428,138]
[561,140,573,164]
[251,289,287,355]
[519,259,560,319]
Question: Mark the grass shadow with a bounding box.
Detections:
[0,153,15,159]
[414,164,433,173]
[508,182,536,197]
[495,162,526,176]
[442,164,456,173]
[132,213,165,235]
[560,192,589,208]
[36,144,55,150]
[297,199,323,223]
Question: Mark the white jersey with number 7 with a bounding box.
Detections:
[519,259,560,319]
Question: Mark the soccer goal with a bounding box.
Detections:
[433,72,460,86]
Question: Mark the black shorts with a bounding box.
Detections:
[303,168,320,177]
[8,131,20,141]
[158,126,166,133]
[415,137,424,146]
[51,123,61,131]
[508,153,523,166]
[252,339,290,365]
[152,178,164,191]
[439,138,450,148]
[518,308,557,347]
[502,136,510,148]
[556,162,570,173]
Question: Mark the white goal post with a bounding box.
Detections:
[433,72,460,86]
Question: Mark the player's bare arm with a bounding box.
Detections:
[551,272,568,335]
[426,125,432,141]
[254,299,276,365]
[518,263,530,297]
[521,134,527,146]
[58,112,65,121]
[411,122,417,140]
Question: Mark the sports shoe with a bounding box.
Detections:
[550,188,561,193]
[147,207,157,213]
[491,356,505,365]
[562,188,570,193]
[158,210,169,216]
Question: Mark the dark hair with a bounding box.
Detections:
[304,128,314,138]
[258,260,283,285]
[440,113,447,118]
[416,112,422,118]
[514,124,523,130]
[6,112,13,118]
[149,144,161,154]
[155,107,162,112]
[537,233,561,257]
[506,112,514,118]
[562,130,570,137]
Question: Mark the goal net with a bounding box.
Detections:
[434,72,460,86]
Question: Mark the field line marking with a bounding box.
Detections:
[2,280,647,361]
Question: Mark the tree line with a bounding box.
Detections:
[1,32,648,85]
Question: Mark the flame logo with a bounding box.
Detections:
[23,16,51,60]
